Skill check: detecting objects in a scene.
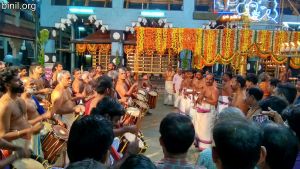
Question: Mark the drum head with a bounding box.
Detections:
[135,100,149,109]
[136,94,146,102]
[123,132,145,148]
[148,91,158,96]
[52,125,69,140]
[138,90,147,96]
[126,107,140,117]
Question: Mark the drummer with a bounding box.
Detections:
[141,74,155,91]
[116,68,138,106]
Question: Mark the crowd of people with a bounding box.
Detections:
[0,61,299,169]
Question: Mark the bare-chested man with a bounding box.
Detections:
[192,70,205,92]
[19,66,28,79]
[173,68,183,108]
[0,67,45,167]
[125,68,133,89]
[230,75,249,114]
[116,68,138,105]
[82,71,97,101]
[93,65,103,80]
[20,77,52,156]
[178,71,193,113]
[30,64,52,98]
[193,73,218,150]
[141,74,154,91]
[51,71,85,129]
[51,62,63,87]
[88,75,114,114]
[163,65,175,105]
[72,68,84,98]
[217,72,233,113]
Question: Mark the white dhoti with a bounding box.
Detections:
[174,90,180,108]
[179,96,192,114]
[194,103,216,151]
[62,113,77,129]
[12,139,45,169]
[217,96,229,113]
[164,81,174,105]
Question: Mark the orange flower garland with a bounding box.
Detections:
[182,28,196,52]
[220,28,236,64]
[194,29,203,68]
[87,44,98,54]
[203,30,219,66]
[76,44,87,55]
[290,32,300,69]
[271,31,289,64]
[239,29,253,53]
[257,30,272,57]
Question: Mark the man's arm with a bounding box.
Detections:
[0,104,11,137]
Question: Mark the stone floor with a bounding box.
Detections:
[140,95,200,163]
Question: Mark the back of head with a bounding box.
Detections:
[259,72,270,82]
[259,96,288,116]
[270,78,280,87]
[96,75,113,94]
[67,115,114,163]
[262,123,298,169]
[282,104,300,140]
[159,113,195,155]
[236,75,246,88]
[91,96,125,119]
[246,73,258,85]
[248,87,264,101]
[213,119,262,169]
[276,83,297,104]
[216,107,245,124]
[120,154,156,169]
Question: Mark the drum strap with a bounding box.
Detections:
[110,146,121,161]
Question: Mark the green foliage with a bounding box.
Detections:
[182,50,189,70]
[37,29,49,65]
[115,50,120,66]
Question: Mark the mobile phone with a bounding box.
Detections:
[253,114,269,124]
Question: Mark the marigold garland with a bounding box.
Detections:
[87,44,98,54]
[203,30,219,66]
[220,28,235,64]
[257,30,272,57]
[76,44,87,55]
[239,29,253,53]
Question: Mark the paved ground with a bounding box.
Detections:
[139,85,200,163]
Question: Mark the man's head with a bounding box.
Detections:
[21,77,36,95]
[195,71,203,80]
[205,73,214,86]
[167,64,172,71]
[282,104,300,141]
[57,70,71,88]
[108,63,114,71]
[259,72,270,82]
[120,154,156,169]
[67,115,114,163]
[274,83,297,104]
[142,74,148,80]
[231,75,246,91]
[212,119,265,169]
[126,68,132,78]
[223,72,232,82]
[269,78,281,95]
[72,68,82,80]
[0,67,24,94]
[96,75,113,96]
[245,73,258,89]
[244,87,264,106]
[159,113,195,155]
[118,68,126,80]
[95,65,102,74]
[176,68,182,75]
[19,66,28,77]
[215,107,245,125]
[259,96,288,117]
[32,64,44,75]
[53,62,63,72]
[260,123,298,169]
[91,96,125,127]
[81,71,91,84]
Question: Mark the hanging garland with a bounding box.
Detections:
[194,29,203,68]
[220,28,236,64]
[203,29,219,66]
[256,30,272,58]
[239,29,254,53]
[155,28,163,55]
[136,27,145,53]
[272,31,289,64]
[143,28,156,51]
[160,28,168,55]
[182,28,197,52]
[76,44,87,55]
[171,29,179,52]
[87,44,98,54]
[290,32,300,69]
[98,44,111,53]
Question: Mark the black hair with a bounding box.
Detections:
[96,64,103,69]
[262,123,298,169]
[246,73,258,85]
[259,96,288,116]
[52,62,63,72]
[91,96,125,120]
[270,78,281,87]
[224,72,233,79]
[120,154,157,169]
[282,104,300,140]
[19,65,27,71]
[67,115,114,163]
[276,83,297,104]
[95,75,113,94]
[72,68,80,75]
[159,113,195,155]
[247,87,263,101]
[235,75,246,88]
[213,119,262,169]
[0,67,19,92]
